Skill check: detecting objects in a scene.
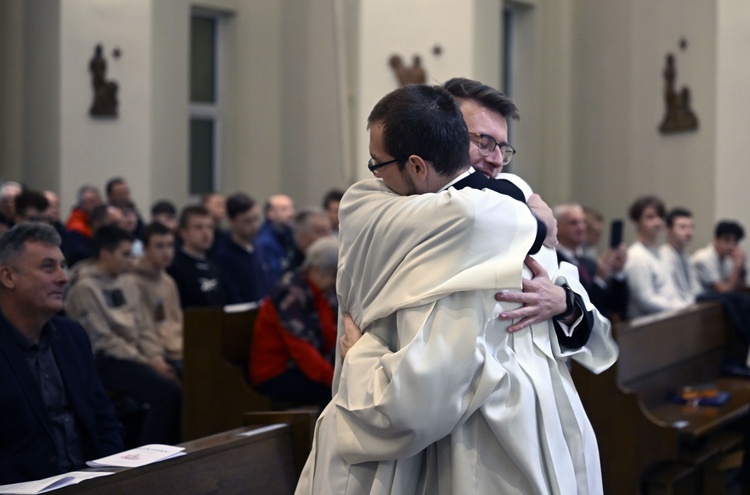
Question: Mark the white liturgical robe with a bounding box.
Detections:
[296,179,618,495]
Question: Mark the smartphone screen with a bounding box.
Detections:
[609,219,624,248]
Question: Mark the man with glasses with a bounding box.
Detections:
[296,84,617,495]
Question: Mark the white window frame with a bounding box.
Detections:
[189,8,224,196]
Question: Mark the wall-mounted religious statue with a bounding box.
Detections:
[389,54,427,87]
[659,53,698,134]
[89,44,119,117]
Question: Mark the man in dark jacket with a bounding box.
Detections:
[0,223,123,483]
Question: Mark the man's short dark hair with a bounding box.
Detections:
[322,189,343,209]
[443,77,520,120]
[92,225,133,257]
[178,205,210,231]
[628,195,666,222]
[15,190,49,218]
[105,177,125,196]
[665,207,692,228]
[143,221,172,247]
[715,220,745,241]
[151,200,176,217]
[226,193,255,220]
[0,223,61,266]
[367,84,470,177]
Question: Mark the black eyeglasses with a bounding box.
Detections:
[367,157,399,174]
[468,132,517,165]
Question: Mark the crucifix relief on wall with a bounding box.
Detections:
[659,52,698,134]
[89,43,119,118]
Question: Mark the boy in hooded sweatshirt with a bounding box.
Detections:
[65,225,181,445]
[131,222,183,371]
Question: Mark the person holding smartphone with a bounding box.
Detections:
[554,203,628,320]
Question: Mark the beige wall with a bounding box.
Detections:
[570,0,718,248]
[1,0,750,254]
[715,0,750,244]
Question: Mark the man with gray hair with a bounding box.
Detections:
[555,202,628,319]
[249,236,339,407]
[65,184,103,240]
[288,208,333,269]
[0,223,123,482]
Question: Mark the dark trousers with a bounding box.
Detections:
[96,356,181,445]
[255,367,331,409]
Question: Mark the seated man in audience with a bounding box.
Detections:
[43,190,68,246]
[132,222,184,371]
[201,192,228,253]
[660,208,703,302]
[624,195,692,318]
[64,225,181,445]
[14,190,49,224]
[0,181,22,227]
[150,200,178,234]
[65,185,103,239]
[555,202,628,319]
[215,193,270,304]
[0,223,123,483]
[66,204,125,267]
[250,236,338,407]
[582,206,605,260]
[105,177,145,240]
[167,205,224,308]
[321,189,343,235]
[255,194,297,285]
[692,220,747,293]
[288,208,333,269]
[111,199,143,257]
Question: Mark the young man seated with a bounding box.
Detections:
[249,236,338,407]
[132,222,184,372]
[64,225,181,445]
[692,220,747,293]
[167,205,224,308]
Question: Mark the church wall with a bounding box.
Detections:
[59,0,153,216]
[0,0,24,182]
[570,0,719,248]
[21,0,63,194]
[353,0,476,183]
[714,1,750,247]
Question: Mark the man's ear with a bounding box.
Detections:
[0,265,16,290]
[406,155,430,182]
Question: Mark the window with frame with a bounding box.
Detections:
[189,10,223,195]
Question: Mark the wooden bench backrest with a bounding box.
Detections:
[183,306,271,440]
[615,301,727,391]
[221,305,261,364]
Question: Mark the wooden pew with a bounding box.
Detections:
[245,408,318,477]
[55,426,298,494]
[183,305,272,441]
[572,301,750,494]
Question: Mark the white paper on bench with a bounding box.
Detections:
[86,444,186,468]
[0,471,112,494]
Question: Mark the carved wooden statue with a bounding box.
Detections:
[89,44,119,117]
[389,54,427,87]
[659,53,698,134]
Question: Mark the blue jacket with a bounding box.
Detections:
[0,314,124,483]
